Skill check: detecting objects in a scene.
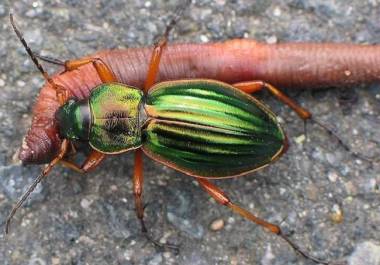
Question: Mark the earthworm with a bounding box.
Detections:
[20,39,380,164]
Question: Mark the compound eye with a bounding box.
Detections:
[55,99,90,140]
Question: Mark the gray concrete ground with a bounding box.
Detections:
[0,0,380,264]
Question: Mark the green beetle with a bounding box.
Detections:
[9,12,329,264]
[56,80,286,178]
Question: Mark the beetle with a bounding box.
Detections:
[7,10,376,264]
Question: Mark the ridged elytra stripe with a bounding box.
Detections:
[142,79,286,178]
[148,119,280,151]
[144,120,283,158]
[145,85,278,136]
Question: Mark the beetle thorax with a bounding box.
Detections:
[86,83,144,153]
[55,83,144,154]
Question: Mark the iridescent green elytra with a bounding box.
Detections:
[56,80,286,178]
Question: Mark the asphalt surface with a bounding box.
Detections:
[0,0,379,265]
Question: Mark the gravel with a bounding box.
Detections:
[1,0,379,265]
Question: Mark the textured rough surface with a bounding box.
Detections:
[0,1,379,265]
[348,241,380,265]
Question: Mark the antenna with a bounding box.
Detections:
[5,139,70,234]
[9,13,70,105]
[6,15,71,234]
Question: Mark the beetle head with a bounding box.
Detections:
[56,99,91,141]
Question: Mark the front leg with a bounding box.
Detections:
[60,149,106,173]
[35,55,118,84]
[64,57,117,83]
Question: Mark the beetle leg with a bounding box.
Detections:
[59,150,106,173]
[36,53,117,83]
[143,25,175,91]
[133,149,179,251]
[59,160,84,173]
[144,35,169,91]
[143,2,189,92]
[58,58,117,103]
[196,178,328,265]
[134,149,145,224]
[233,81,376,162]
[35,53,65,66]
[61,57,117,83]
[233,80,310,138]
[80,150,106,172]
[233,81,311,120]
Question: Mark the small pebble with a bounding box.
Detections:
[200,34,209,42]
[29,258,46,265]
[17,80,26,87]
[295,134,306,144]
[51,257,60,265]
[326,153,338,164]
[32,1,42,8]
[277,116,285,123]
[227,216,235,224]
[230,256,238,265]
[266,35,278,44]
[210,218,224,231]
[78,235,96,245]
[328,171,339,182]
[330,204,344,223]
[80,198,94,209]
[261,245,275,265]
[273,6,282,17]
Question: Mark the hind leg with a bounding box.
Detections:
[196,178,328,265]
[232,80,373,161]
